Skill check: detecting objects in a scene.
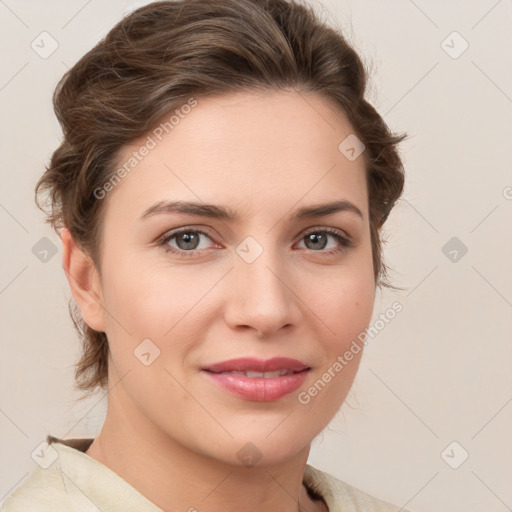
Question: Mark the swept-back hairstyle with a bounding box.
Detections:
[35,0,406,396]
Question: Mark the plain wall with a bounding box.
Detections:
[1,1,511,511]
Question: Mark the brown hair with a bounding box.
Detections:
[35,0,406,397]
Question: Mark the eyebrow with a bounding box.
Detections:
[139,199,364,222]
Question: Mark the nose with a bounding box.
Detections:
[223,245,302,338]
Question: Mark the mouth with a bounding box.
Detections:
[205,369,301,378]
[201,357,311,401]
[202,357,310,374]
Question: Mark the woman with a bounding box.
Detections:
[1,0,408,510]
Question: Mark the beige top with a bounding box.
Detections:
[1,435,409,511]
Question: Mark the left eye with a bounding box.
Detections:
[298,229,350,252]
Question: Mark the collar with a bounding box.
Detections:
[48,435,333,511]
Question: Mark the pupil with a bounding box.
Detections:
[178,232,198,250]
[306,233,326,250]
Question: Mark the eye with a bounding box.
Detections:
[159,228,217,257]
[157,226,354,258]
[296,227,354,255]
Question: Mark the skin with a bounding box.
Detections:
[62,89,376,512]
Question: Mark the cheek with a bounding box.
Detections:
[100,255,215,361]
[308,258,376,349]
[300,286,373,420]
[101,251,179,327]
[309,264,375,400]
[330,282,375,349]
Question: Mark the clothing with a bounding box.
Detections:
[1,435,409,511]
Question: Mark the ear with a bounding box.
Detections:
[60,228,106,332]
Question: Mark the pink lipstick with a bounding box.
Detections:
[201,357,310,401]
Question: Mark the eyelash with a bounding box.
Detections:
[157,226,354,258]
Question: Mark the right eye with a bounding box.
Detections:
[158,228,220,257]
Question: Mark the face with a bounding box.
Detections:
[88,90,375,466]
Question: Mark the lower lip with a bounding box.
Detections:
[202,370,310,401]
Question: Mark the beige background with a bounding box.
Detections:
[1,1,511,511]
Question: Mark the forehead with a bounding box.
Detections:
[104,90,368,224]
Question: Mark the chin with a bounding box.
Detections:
[199,424,315,469]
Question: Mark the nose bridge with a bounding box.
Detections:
[226,232,298,335]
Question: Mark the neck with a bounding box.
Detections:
[85,382,326,512]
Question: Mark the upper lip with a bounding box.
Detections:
[202,357,310,373]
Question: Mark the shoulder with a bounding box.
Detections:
[1,437,162,512]
[0,460,71,511]
[304,464,410,512]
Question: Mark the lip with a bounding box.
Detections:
[201,357,311,401]
[203,357,310,373]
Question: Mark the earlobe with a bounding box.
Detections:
[60,228,106,332]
